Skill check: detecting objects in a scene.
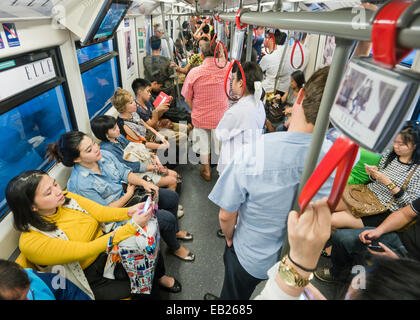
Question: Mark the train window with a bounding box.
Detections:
[80,57,120,119]
[76,39,114,64]
[0,85,72,217]
[77,39,121,119]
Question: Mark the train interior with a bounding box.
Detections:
[0,0,419,300]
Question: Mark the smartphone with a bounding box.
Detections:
[364,163,374,168]
[139,196,152,215]
[367,240,385,252]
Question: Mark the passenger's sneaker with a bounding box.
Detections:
[203,293,219,300]
[178,204,183,210]
[177,209,184,219]
[217,229,225,238]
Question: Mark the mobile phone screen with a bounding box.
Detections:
[141,196,151,214]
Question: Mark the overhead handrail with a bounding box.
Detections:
[218,9,420,49]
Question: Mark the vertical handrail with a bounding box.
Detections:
[160,2,181,101]
[279,37,356,258]
[245,24,253,62]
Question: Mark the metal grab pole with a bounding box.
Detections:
[160,2,181,101]
[279,37,356,258]
[245,24,253,62]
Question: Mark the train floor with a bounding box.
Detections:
[159,163,348,300]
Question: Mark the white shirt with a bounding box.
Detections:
[215,95,266,174]
[259,42,310,93]
[160,37,174,59]
[259,46,286,93]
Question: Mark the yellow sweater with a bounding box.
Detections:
[19,192,137,269]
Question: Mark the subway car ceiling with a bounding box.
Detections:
[0,0,418,263]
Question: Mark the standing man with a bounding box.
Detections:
[153,23,174,60]
[205,66,334,300]
[181,39,230,181]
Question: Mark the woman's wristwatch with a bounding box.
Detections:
[386,182,397,191]
[277,256,313,288]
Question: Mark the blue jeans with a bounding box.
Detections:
[155,188,181,251]
[330,227,409,280]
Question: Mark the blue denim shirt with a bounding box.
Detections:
[100,136,147,174]
[208,131,335,279]
[67,150,131,206]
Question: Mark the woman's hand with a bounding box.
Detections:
[364,165,391,185]
[143,181,159,197]
[131,203,153,228]
[367,242,399,259]
[127,202,144,218]
[359,228,383,244]
[126,183,136,197]
[288,198,332,271]
[284,106,293,115]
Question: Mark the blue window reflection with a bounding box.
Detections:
[76,40,114,64]
[81,57,120,119]
[0,86,72,214]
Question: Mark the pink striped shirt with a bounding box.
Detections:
[182,58,230,129]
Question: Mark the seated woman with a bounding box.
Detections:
[6,170,180,300]
[331,123,420,232]
[46,131,195,262]
[268,70,305,132]
[112,88,170,151]
[91,115,180,192]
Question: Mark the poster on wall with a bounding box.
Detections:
[3,23,20,48]
[0,32,4,49]
[138,27,144,53]
[125,30,135,77]
[322,36,336,67]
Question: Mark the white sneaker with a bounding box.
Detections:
[178,205,183,210]
[177,209,184,219]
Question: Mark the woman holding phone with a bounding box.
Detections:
[6,170,181,300]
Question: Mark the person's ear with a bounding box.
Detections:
[31,205,38,212]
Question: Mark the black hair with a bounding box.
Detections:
[46,131,87,167]
[91,115,118,143]
[150,36,161,51]
[202,24,210,34]
[132,78,151,96]
[383,121,420,169]
[0,260,30,299]
[182,21,189,29]
[274,30,287,46]
[291,70,306,89]
[233,61,265,99]
[353,257,420,300]
[5,170,59,232]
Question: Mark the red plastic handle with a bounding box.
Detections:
[264,33,276,54]
[235,9,248,30]
[215,15,223,23]
[224,60,246,101]
[214,40,228,69]
[298,136,359,214]
[210,33,218,49]
[291,40,304,69]
[372,1,413,67]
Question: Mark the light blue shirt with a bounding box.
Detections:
[25,269,55,300]
[208,131,334,279]
[67,150,131,206]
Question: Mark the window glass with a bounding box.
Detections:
[81,57,120,119]
[0,85,72,215]
[76,39,114,64]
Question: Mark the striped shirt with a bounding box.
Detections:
[368,150,420,211]
[181,58,230,129]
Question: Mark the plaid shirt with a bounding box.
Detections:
[181,58,229,129]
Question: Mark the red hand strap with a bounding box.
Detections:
[291,40,304,69]
[224,60,246,101]
[298,136,359,214]
[214,40,228,69]
[372,1,413,67]
[236,8,248,30]
[265,33,276,54]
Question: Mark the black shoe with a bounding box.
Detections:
[314,267,342,283]
[204,293,219,300]
[217,229,225,238]
[160,278,182,293]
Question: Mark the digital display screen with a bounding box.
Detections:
[94,3,127,39]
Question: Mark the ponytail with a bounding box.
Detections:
[46,131,86,167]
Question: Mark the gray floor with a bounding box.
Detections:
[160,163,347,300]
